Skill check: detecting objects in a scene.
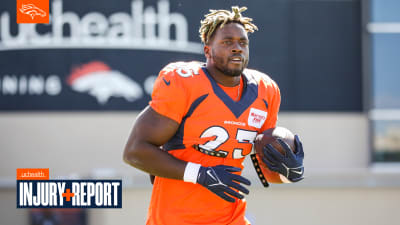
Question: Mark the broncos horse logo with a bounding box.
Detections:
[19,4,47,20]
[67,61,144,105]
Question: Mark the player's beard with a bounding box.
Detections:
[212,49,248,77]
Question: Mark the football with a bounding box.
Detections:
[251,127,296,185]
[254,126,296,156]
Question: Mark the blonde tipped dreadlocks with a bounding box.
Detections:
[199,6,258,44]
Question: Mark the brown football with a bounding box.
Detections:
[254,127,296,157]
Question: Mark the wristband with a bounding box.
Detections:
[183,162,201,184]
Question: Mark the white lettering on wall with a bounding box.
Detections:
[0,0,202,54]
[0,75,62,96]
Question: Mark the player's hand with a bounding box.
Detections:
[262,135,304,182]
[196,165,251,203]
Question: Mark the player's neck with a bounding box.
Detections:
[206,64,241,87]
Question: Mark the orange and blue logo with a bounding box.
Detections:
[17,0,49,24]
[16,168,122,208]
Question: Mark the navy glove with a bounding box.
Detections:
[197,165,251,203]
[262,135,304,182]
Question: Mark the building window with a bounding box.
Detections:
[367,0,400,162]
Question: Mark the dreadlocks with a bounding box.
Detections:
[199,6,258,44]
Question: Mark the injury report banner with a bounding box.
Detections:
[0,0,362,111]
[17,168,122,208]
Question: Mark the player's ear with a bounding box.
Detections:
[204,45,211,59]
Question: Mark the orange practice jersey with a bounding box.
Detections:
[147,61,281,225]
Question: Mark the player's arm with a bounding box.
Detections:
[123,106,251,202]
[123,106,186,180]
[250,78,283,186]
[260,79,304,183]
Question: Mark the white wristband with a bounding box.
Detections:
[183,162,201,184]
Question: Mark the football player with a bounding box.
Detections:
[123,6,304,225]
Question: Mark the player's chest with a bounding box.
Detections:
[183,93,268,159]
[185,91,268,129]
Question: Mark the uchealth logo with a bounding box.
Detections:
[4,0,202,53]
[17,0,49,24]
[67,61,143,105]
[16,168,122,208]
[17,168,50,180]
[248,108,268,129]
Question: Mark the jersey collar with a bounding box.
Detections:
[201,67,258,118]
